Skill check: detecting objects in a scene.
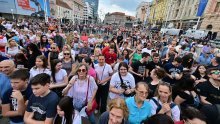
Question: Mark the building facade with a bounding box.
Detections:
[200,0,220,38]
[83,2,94,24]
[165,0,200,30]
[135,2,151,25]
[84,0,99,21]
[149,0,168,28]
[55,0,73,22]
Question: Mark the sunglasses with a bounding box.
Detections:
[51,47,56,49]
[211,71,220,75]
[64,53,70,55]
[137,50,142,51]
[78,69,86,73]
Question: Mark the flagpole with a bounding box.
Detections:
[195,16,201,30]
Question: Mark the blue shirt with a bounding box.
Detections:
[0,73,11,99]
[197,54,213,66]
[126,96,152,124]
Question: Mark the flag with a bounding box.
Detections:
[197,0,208,16]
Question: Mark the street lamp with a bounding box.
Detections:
[11,9,14,20]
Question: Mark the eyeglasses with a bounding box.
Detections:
[137,89,148,96]
[64,53,70,55]
[211,70,220,75]
[51,47,56,49]
[78,69,86,73]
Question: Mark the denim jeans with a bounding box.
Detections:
[10,121,24,124]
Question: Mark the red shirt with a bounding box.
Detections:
[104,52,117,64]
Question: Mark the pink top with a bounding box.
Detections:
[81,36,88,41]
[88,67,96,79]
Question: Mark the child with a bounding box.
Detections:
[1,69,32,124]
[24,73,59,124]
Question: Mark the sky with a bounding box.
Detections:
[98,0,152,20]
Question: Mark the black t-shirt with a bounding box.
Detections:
[195,81,220,104]
[26,91,59,121]
[131,60,148,83]
[146,61,162,75]
[1,84,33,123]
[163,62,183,85]
[117,35,123,44]
[192,73,209,81]
[175,90,200,108]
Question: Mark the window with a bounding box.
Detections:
[214,2,220,12]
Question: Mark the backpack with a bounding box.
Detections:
[6,46,21,54]
[151,97,176,114]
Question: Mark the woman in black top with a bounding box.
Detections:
[26,43,42,69]
[48,43,59,68]
[192,65,208,86]
[147,67,166,99]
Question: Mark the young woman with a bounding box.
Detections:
[50,59,68,97]
[56,96,75,124]
[126,82,152,124]
[48,43,59,67]
[37,35,50,57]
[82,57,96,79]
[5,38,22,59]
[192,65,208,86]
[148,68,166,99]
[149,82,180,122]
[29,55,51,79]
[109,62,135,99]
[58,44,75,61]
[26,43,42,69]
[61,50,74,76]
[98,98,129,124]
[63,63,98,124]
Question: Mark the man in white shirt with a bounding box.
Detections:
[94,54,113,113]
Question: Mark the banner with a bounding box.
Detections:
[196,0,208,17]
[16,0,50,17]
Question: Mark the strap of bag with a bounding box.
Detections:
[85,76,90,103]
[100,64,106,81]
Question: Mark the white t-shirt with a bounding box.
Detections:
[149,97,180,121]
[55,69,67,83]
[109,72,135,99]
[94,63,113,85]
[67,75,98,111]
[29,67,51,79]
[5,46,22,57]
[142,48,152,55]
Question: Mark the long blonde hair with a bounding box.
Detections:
[7,38,19,47]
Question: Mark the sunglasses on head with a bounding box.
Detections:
[78,69,86,73]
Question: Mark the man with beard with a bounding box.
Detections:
[196,67,220,104]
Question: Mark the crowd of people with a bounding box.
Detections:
[0,17,220,124]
